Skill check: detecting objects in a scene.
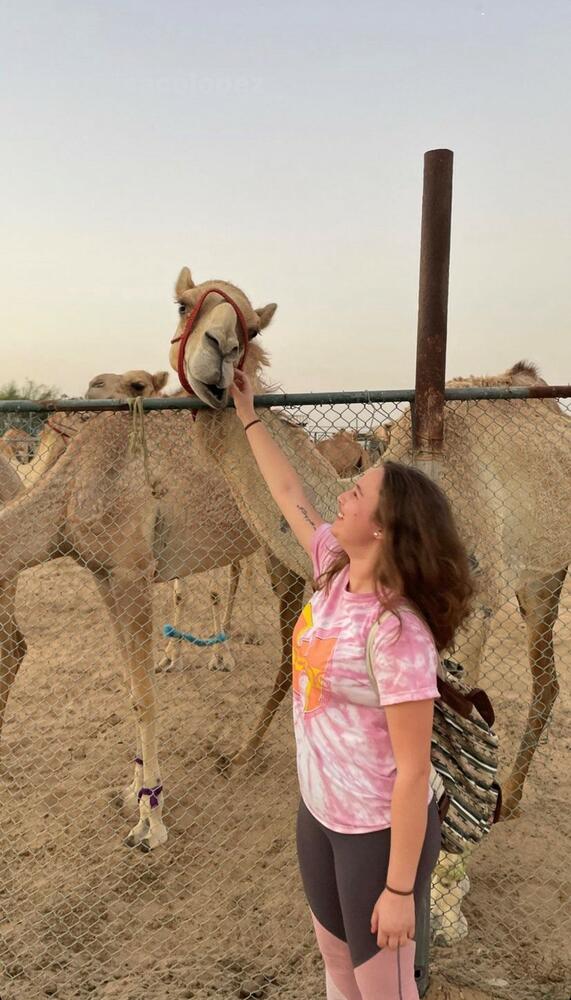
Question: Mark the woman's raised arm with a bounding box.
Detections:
[230,372,325,556]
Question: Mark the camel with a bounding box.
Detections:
[0,372,176,754]
[87,369,264,671]
[315,429,371,476]
[169,268,570,827]
[33,367,263,673]
[86,370,170,399]
[359,420,394,462]
[6,371,171,490]
[0,349,308,851]
[1,368,250,674]
[0,427,35,465]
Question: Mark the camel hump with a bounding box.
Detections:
[508,360,545,385]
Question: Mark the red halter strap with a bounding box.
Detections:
[171,287,250,398]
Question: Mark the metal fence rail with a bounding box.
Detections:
[0,388,569,1000]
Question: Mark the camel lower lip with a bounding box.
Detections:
[192,380,227,408]
[206,385,227,407]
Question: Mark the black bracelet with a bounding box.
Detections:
[385,884,414,897]
[243,418,262,433]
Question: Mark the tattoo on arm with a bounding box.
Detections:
[296,504,317,529]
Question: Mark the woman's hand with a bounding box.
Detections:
[370,890,416,950]
[229,370,256,426]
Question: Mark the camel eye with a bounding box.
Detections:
[131,382,146,392]
[178,303,186,317]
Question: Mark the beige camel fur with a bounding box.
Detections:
[170,268,570,825]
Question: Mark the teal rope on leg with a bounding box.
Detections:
[162,624,229,647]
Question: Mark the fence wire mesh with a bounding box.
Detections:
[0,390,569,1000]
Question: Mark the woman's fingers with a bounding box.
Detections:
[376,929,388,948]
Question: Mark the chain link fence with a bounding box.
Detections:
[0,389,569,1000]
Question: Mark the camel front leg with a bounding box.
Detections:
[0,579,27,741]
[430,850,472,946]
[208,569,237,672]
[226,558,262,645]
[94,574,144,812]
[502,567,567,818]
[230,564,305,768]
[108,569,166,851]
[158,578,185,673]
[222,561,241,634]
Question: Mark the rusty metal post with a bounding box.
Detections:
[412,151,453,997]
[412,149,454,481]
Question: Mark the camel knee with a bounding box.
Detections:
[130,691,157,723]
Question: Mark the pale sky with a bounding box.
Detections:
[1,0,569,397]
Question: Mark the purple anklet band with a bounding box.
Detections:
[137,784,163,809]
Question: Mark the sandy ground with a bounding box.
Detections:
[0,553,569,1000]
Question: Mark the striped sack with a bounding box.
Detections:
[366,618,502,856]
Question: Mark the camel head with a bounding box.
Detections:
[169,266,277,409]
[316,430,372,477]
[1,428,35,464]
[85,370,169,399]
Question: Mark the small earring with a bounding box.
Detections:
[373,531,381,539]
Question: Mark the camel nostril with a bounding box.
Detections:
[205,331,220,349]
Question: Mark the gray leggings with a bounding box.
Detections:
[296,796,441,969]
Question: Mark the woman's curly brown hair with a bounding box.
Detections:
[316,460,475,652]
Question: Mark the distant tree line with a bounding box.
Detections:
[0,380,61,438]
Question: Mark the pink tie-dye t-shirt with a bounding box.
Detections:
[292,523,439,833]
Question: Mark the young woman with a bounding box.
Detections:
[230,372,474,1000]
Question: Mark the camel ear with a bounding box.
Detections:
[153,371,169,393]
[175,267,195,298]
[254,303,277,330]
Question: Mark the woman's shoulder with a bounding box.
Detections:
[376,603,436,650]
[371,603,440,703]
